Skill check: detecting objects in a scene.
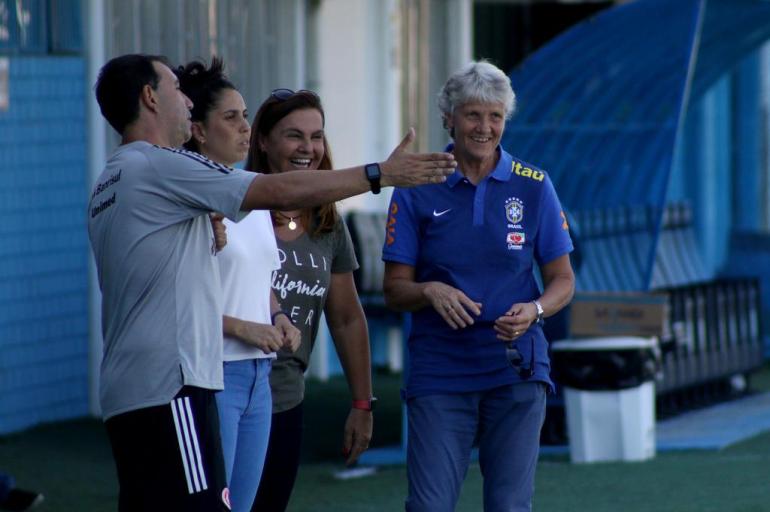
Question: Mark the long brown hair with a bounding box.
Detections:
[245,91,338,236]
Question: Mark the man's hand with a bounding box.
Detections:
[234,320,283,353]
[423,281,482,329]
[494,302,538,341]
[342,408,373,466]
[274,314,301,353]
[379,128,456,188]
[209,212,227,253]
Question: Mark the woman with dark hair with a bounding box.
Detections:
[176,58,301,512]
[248,90,374,512]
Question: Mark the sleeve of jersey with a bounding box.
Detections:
[534,175,574,265]
[381,188,419,266]
[331,218,360,273]
[152,148,255,222]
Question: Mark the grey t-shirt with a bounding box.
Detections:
[88,141,255,419]
[270,218,358,412]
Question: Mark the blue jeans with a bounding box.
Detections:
[405,382,546,512]
[216,359,273,512]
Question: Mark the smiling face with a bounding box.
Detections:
[152,61,193,147]
[259,108,325,173]
[193,88,250,166]
[447,101,506,164]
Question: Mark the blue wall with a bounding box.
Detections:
[668,75,733,277]
[0,56,89,434]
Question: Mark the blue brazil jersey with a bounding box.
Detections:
[382,145,573,398]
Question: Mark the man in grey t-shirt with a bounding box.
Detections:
[90,54,455,511]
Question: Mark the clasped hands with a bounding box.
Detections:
[424,282,538,340]
[235,315,301,354]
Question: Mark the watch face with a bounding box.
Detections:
[364,164,381,194]
[365,164,381,180]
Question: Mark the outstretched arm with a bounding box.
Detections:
[240,129,456,211]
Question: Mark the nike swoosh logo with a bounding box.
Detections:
[433,209,451,217]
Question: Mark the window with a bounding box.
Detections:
[0,0,82,55]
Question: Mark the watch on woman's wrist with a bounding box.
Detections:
[532,300,544,325]
[271,310,291,325]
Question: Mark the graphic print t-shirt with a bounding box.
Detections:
[269,218,358,412]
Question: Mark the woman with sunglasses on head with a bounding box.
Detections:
[248,89,373,512]
[382,61,575,511]
[176,58,302,512]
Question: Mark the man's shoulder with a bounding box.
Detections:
[151,146,236,174]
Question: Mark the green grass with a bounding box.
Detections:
[2,365,770,511]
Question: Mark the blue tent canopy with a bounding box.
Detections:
[502,0,770,291]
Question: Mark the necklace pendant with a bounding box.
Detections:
[288,219,297,230]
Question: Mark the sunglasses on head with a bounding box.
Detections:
[506,335,535,380]
[270,88,320,101]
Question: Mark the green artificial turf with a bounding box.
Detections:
[2,366,770,511]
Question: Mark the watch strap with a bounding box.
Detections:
[364,163,382,194]
[271,310,291,325]
[532,300,544,324]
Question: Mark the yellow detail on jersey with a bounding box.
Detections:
[511,160,545,182]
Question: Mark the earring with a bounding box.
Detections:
[198,138,206,145]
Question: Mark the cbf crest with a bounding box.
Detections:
[505,197,524,225]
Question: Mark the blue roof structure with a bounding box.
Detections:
[502,0,770,291]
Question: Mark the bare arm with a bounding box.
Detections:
[383,262,482,329]
[240,129,455,211]
[494,254,575,340]
[324,272,372,465]
[537,254,576,316]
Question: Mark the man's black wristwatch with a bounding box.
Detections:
[364,163,381,194]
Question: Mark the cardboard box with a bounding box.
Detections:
[569,292,669,338]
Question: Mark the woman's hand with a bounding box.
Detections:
[423,282,482,329]
[209,212,227,253]
[342,408,373,466]
[274,314,301,353]
[494,302,538,341]
[234,320,284,353]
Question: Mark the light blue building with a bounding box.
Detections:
[1,0,768,435]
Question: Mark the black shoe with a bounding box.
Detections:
[0,489,44,511]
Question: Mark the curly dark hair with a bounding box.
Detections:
[175,56,237,153]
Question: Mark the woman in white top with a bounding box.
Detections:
[177,57,300,512]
